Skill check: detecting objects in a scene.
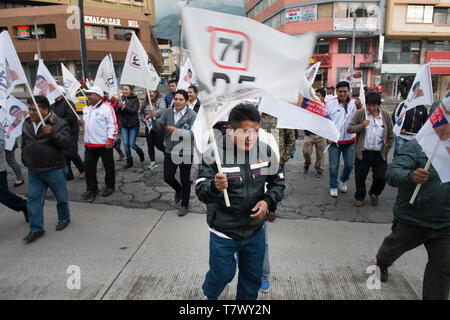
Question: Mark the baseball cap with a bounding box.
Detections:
[85,86,104,97]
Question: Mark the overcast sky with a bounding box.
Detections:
[155,0,244,19]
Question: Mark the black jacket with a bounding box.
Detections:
[195,134,286,241]
[51,96,79,134]
[392,102,428,133]
[116,94,140,128]
[21,112,71,173]
[193,99,201,114]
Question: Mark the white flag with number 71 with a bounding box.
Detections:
[182,7,316,104]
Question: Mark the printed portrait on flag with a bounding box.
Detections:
[409,81,424,101]
[0,59,19,92]
[0,96,29,151]
[432,92,450,155]
[305,66,317,83]
[35,74,57,98]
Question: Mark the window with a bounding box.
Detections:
[271,13,281,28]
[334,2,378,18]
[85,25,108,40]
[314,39,329,54]
[338,38,371,54]
[434,7,450,25]
[114,27,136,41]
[15,24,56,39]
[383,40,420,64]
[427,40,450,51]
[407,5,433,23]
[164,66,170,73]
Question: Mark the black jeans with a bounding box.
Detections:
[66,133,85,178]
[163,153,192,208]
[376,220,450,300]
[0,170,27,213]
[145,127,165,162]
[354,150,387,201]
[84,146,115,191]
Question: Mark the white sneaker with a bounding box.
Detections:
[330,188,338,198]
[338,181,348,193]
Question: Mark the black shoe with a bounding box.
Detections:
[22,207,29,223]
[174,191,181,205]
[123,158,133,169]
[56,219,71,231]
[316,171,323,178]
[178,206,188,216]
[379,267,388,283]
[102,187,115,197]
[81,190,99,202]
[137,150,145,163]
[303,166,309,174]
[23,230,45,243]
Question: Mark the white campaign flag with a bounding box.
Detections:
[94,55,117,97]
[121,32,160,90]
[305,62,320,86]
[416,91,450,182]
[394,64,433,136]
[61,63,81,103]
[33,59,63,105]
[182,7,315,104]
[0,95,29,151]
[109,54,118,97]
[0,30,29,106]
[177,58,198,91]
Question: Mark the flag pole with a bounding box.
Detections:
[24,83,45,126]
[61,92,80,120]
[409,141,439,205]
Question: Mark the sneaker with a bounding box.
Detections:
[316,171,323,178]
[147,162,158,170]
[354,200,364,207]
[338,181,348,193]
[330,188,338,198]
[260,280,270,293]
[178,206,188,217]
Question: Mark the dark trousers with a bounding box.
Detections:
[84,146,115,192]
[163,153,191,208]
[376,220,450,300]
[145,127,165,162]
[354,150,387,201]
[114,136,122,154]
[66,133,85,178]
[0,170,27,213]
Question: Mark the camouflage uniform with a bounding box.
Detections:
[260,113,296,163]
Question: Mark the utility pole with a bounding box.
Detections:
[33,18,41,60]
[78,0,88,86]
[351,11,356,74]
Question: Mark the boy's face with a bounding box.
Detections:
[228,120,259,151]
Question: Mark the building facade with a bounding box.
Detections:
[382,0,450,100]
[246,0,385,89]
[158,38,176,83]
[0,1,162,85]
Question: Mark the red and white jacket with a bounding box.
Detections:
[326,97,361,144]
[83,100,118,147]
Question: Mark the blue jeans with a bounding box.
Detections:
[27,167,70,232]
[328,142,355,189]
[203,226,266,300]
[121,125,143,159]
[262,221,270,282]
[394,136,409,156]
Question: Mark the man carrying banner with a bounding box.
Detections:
[79,86,118,202]
[196,104,285,300]
[326,81,362,198]
[51,88,85,181]
[375,138,449,299]
[21,95,72,243]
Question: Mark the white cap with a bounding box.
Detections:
[84,86,104,97]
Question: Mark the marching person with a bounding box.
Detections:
[196,103,285,300]
[325,86,336,103]
[0,126,28,222]
[116,85,145,169]
[141,89,166,170]
[326,81,362,198]
[51,88,85,181]
[347,91,395,207]
[151,89,196,216]
[104,92,125,161]
[375,139,449,300]
[164,79,178,108]
[187,85,201,113]
[302,88,327,178]
[21,96,72,243]
[79,86,118,202]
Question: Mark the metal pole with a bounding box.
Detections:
[78,0,88,86]
[351,12,356,72]
[33,18,41,60]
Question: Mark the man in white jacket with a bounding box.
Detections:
[325,81,362,198]
[79,86,118,202]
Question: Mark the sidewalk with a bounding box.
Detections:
[0,201,426,300]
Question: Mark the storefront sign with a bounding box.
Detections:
[427,51,450,75]
[285,5,317,24]
[310,54,331,68]
[84,16,140,28]
[333,18,378,31]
